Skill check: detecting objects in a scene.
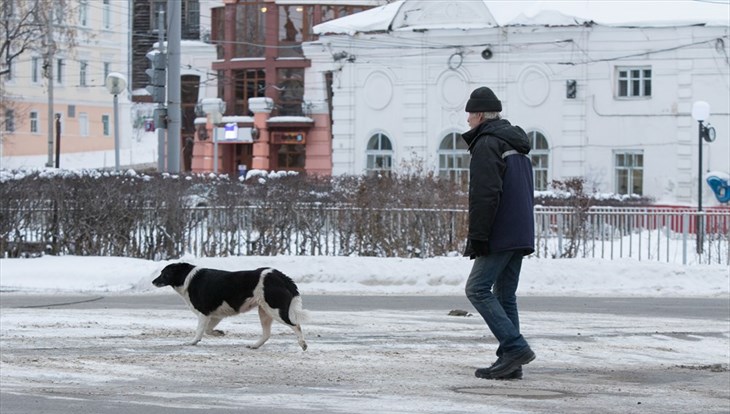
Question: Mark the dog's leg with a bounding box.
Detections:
[247,307,272,349]
[291,324,307,351]
[205,317,225,336]
[187,314,209,346]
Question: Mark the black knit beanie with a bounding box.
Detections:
[465,87,502,112]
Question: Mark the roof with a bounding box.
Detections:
[313,0,730,35]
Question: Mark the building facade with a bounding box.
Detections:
[303,0,730,206]
[1,0,132,168]
[191,0,384,175]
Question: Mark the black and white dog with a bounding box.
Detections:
[152,262,308,350]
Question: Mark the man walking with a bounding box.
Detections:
[461,86,536,380]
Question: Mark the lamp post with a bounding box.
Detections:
[690,101,716,255]
[105,73,127,171]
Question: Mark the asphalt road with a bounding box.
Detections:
[1,294,728,320]
[1,294,728,414]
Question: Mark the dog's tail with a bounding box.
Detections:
[288,295,311,325]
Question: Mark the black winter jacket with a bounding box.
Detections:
[461,118,535,258]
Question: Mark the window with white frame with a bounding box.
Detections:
[79,61,88,86]
[103,0,112,29]
[32,57,40,83]
[528,130,550,191]
[366,132,393,175]
[617,67,651,98]
[615,151,644,195]
[79,113,89,136]
[79,0,89,26]
[102,114,110,136]
[5,109,15,132]
[3,59,12,81]
[438,132,469,186]
[56,59,64,84]
[53,2,64,25]
[30,111,39,133]
[4,0,14,18]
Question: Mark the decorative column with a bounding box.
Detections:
[304,100,332,175]
[249,97,274,170]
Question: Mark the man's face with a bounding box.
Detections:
[467,112,484,129]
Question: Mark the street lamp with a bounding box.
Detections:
[691,101,716,255]
[105,72,127,171]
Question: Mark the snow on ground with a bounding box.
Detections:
[0,255,728,297]
[0,131,159,170]
[1,256,729,413]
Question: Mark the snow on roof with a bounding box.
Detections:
[315,0,404,35]
[314,0,730,35]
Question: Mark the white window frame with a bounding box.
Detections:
[103,62,111,81]
[616,66,652,98]
[56,58,64,84]
[103,0,112,29]
[5,109,15,132]
[30,111,39,133]
[366,132,393,175]
[79,60,88,86]
[32,57,41,83]
[438,132,469,185]
[102,114,110,136]
[79,113,89,137]
[79,0,89,27]
[614,150,644,196]
[528,130,550,191]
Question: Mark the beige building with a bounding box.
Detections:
[1,0,132,169]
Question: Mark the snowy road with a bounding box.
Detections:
[1,295,728,414]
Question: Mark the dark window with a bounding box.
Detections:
[233,69,266,115]
[528,131,550,191]
[276,144,305,170]
[276,68,304,116]
[438,132,469,186]
[615,151,644,195]
[617,67,651,98]
[366,133,393,175]
[278,5,313,58]
[234,2,267,58]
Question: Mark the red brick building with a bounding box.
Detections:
[192,0,380,176]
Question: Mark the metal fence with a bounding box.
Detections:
[534,206,729,265]
[2,205,728,265]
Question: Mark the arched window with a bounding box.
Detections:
[438,132,470,186]
[366,132,393,175]
[528,131,549,191]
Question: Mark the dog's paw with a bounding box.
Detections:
[246,344,261,350]
[185,340,200,346]
[300,341,308,351]
[207,330,225,337]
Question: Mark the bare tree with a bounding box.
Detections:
[1,0,78,141]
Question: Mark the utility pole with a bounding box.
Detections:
[45,7,55,168]
[166,0,181,173]
[156,7,166,172]
[54,114,61,168]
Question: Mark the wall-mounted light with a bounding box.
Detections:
[481,46,493,60]
[566,79,577,99]
[251,126,260,141]
[333,51,349,61]
[260,6,267,13]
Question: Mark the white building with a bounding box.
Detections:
[303,0,730,206]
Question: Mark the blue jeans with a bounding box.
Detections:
[465,250,529,357]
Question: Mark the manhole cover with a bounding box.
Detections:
[454,387,568,399]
